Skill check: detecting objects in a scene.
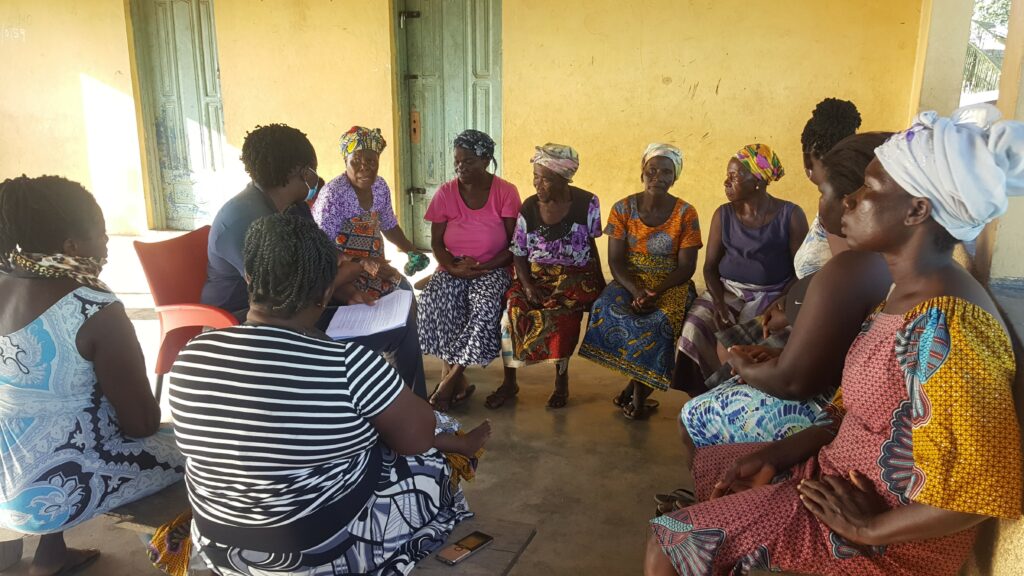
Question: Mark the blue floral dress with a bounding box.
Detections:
[0,287,183,534]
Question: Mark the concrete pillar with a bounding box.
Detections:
[991,0,1024,282]
[916,0,976,115]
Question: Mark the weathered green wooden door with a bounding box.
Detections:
[130,0,226,230]
[397,0,502,249]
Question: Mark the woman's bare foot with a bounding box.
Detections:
[30,534,100,576]
[434,420,492,457]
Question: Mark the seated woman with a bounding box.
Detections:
[579,144,702,420]
[675,144,808,390]
[170,214,489,576]
[792,97,862,279]
[312,126,428,300]
[645,104,1023,576]
[0,176,183,576]
[418,129,522,411]
[655,133,894,514]
[487,143,604,410]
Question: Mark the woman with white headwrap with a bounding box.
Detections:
[579,143,703,420]
[645,103,1023,576]
[486,144,605,410]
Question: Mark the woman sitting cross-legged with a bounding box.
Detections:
[418,129,522,411]
[674,144,808,393]
[579,143,702,420]
[487,143,605,410]
[655,132,894,515]
[0,176,183,576]
[169,214,490,576]
[645,104,1023,576]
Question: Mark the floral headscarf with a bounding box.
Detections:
[340,126,386,159]
[736,143,785,182]
[531,143,580,182]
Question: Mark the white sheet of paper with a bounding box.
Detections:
[326,289,413,340]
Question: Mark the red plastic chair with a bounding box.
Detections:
[134,226,238,401]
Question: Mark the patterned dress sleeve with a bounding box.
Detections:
[679,203,703,249]
[587,194,603,238]
[897,297,1021,518]
[311,180,343,240]
[374,178,399,231]
[510,213,529,257]
[604,199,628,239]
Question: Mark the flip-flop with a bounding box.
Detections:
[485,385,519,409]
[450,384,476,407]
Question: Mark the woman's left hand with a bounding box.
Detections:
[798,471,889,545]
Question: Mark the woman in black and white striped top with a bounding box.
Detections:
[169,214,471,575]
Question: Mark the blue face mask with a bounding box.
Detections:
[303,167,320,202]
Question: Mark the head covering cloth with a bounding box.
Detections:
[531,143,580,182]
[875,103,1024,242]
[735,143,785,183]
[340,126,386,159]
[642,143,683,179]
[453,129,496,163]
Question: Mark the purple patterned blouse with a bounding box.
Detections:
[510,191,602,267]
[311,174,399,242]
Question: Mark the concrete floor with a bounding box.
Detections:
[0,235,696,575]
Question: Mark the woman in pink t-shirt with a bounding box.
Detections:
[418,130,522,411]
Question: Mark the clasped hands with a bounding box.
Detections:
[711,451,889,549]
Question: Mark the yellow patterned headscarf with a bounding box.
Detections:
[340,126,386,159]
[735,143,785,182]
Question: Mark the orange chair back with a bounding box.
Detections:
[133,226,212,307]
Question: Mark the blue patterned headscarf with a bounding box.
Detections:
[453,129,496,162]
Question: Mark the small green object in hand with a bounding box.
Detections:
[404,251,430,275]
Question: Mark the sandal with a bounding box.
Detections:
[622,399,660,420]
[612,384,634,408]
[450,384,476,407]
[546,389,569,409]
[654,488,696,506]
[484,384,519,409]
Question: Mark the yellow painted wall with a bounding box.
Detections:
[0,0,147,234]
[213,0,399,200]
[502,0,926,276]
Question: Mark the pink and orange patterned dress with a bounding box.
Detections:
[652,296,1021,575]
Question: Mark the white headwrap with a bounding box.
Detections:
[875,103,1024,242]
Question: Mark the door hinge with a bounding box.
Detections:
[399,10,421,29]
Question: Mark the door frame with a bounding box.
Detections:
[391,0,503,249]
[391,0,415,241]
[126,0,166,229]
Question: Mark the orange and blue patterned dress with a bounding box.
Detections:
[651,296,1021,575]
[580,194,702,390]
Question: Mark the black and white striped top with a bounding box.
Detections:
[168,325,403,535]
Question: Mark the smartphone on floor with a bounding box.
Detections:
[436,531,494,565]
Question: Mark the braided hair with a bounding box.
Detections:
[243,214,336,316]
[801,98,862,163]
[0,175,103,269]
[240,124,316,188]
